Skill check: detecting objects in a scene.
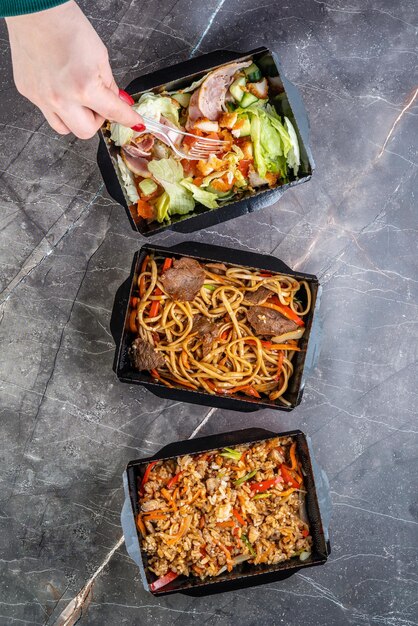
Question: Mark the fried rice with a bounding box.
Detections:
[137,437,312,585]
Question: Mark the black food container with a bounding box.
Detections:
[97,46,314,236]
[110,241,321,412]
[121,427,330,597]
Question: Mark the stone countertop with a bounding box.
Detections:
[0,0,417,624]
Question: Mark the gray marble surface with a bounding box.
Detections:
[1,0,417,624]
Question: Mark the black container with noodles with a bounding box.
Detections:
[110,241,321,412]
[97,46,314,236]
[120,427,331,596]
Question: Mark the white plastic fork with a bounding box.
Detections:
[139,115,228,161]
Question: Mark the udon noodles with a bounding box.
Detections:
[133,255,311,404]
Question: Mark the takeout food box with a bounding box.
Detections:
[110,241,321,412]
[120,427,330,596]
[97,46,314,236]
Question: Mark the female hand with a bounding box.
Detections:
[5,1,144,138]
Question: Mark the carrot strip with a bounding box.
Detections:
[232,509,246,526]
[187,489,202,505]
[217,520,235,528]
[143,512,168,520]
[278,488,296,498]
[129,310,137,333]
[149,299,160,318]
[162,257,173,272]
[136,515,147,536]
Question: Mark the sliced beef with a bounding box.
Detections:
[246,306,298,337]
[129,338,165,371]
[161,257,205,301]
[192,315,220,357]
[186,61,252,129]
[205,262,228,275]
[244,286,272,305]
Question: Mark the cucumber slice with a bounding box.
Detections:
[138,178,158,196]
[172,92,191,108]
[236,116,251,137]
[230,76,247,103]
[244,63,262,82]
[240,92,260,108]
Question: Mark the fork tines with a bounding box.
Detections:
[188,139,228,158]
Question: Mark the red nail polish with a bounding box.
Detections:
[131,124,146,132]
[118,89,135,105]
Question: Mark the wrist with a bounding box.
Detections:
[5,0,75,23]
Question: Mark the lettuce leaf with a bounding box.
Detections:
[110,124,134,146]
[284,117,300,176]
[148,158,195,216]
[133,92,180,126]
[241,105,293,179]
[116,155,139,203]
[180,179,219,208]
[155,192,170,222]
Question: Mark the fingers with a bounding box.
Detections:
[42,110,71,135]
[86,83,144,128]
[59,105,104,140]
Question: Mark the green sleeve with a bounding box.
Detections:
[0,0,69,17]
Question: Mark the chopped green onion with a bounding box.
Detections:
[203,284,216,291]
[253,492,272,500]
[241,534,256,557]
[299,551,311,562]
[234,469,257,486]
[220,447,242,460]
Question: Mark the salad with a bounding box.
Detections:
[107,59,301,225]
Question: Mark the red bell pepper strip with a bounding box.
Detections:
[162,257,173,272]
[302,529,310,537]
[250,476,282,494]
[263,296,304,326]
[167,472,182,490]
[280,465,300,489]
[139,460,158,495]
[150,570,179,592]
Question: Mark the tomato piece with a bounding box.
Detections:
[181,158,197,177]
[237,159,253,178]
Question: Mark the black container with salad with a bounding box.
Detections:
[98,47,313,235]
